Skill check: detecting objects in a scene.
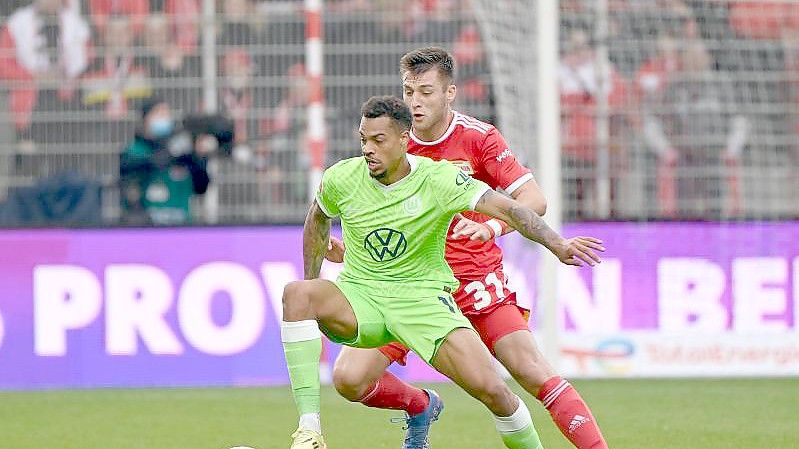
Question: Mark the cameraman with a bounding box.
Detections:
[119,98,210,225]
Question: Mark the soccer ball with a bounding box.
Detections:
[228,447,256,449]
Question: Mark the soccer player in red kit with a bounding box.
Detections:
[328,47,610,449]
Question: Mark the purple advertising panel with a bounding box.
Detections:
[500,221,799,333]
[499,222,799,377]
[1,222,798,389]
[0,227,307,389]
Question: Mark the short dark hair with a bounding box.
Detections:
[140,97,167,119]
[400,46,455,82]
[361,96,412,132]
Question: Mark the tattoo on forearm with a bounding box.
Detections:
[303,203,331,279]
[507,204,561,247]
[477,191,558,246]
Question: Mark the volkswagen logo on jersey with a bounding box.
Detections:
[456,170,473,187]
[364,227,408,262]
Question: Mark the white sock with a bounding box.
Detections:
[281,320,321,343]
[493,395,532,434]
[299,413,321,433]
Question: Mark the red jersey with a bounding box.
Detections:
[408,111,533,280]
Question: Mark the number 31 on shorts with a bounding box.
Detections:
[464,272,507,311]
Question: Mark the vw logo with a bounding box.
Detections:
[364,227,408,262]
[456,171,472,186]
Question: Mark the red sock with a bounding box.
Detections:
[537,376,609,449]
[358,371,429,416]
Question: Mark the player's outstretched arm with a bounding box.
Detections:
[474,190,605,266]
[303,200,332,279]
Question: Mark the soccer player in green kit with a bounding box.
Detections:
[281,96,604,449]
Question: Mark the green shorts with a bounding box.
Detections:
[330,280,474,364]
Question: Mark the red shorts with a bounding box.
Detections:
[378,284,530,365]
[455,268,515,315]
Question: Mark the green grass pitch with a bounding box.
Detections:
[1,378,797,448]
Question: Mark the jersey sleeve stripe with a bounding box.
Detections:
[315,195,337,217]
[505,173,534,195]
[456,115,490,129]
[455,118,489,135]
[456,119,488,132]
[460,115,492,132]
[469,185,492,210]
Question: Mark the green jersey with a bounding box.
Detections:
[316,154,490,295]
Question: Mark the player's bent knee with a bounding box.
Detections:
[282,281,313,320]
[282,281,306,305]
[332,364,370,401]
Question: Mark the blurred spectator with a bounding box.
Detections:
[371,0,410,43]
[637,38,749,218]
[406,0,459,43]
[655,0,700,38]
[598,0,700,76]
[218,49,263,160]
[145,14,182,75]
[150,0,200,53]
[88,0,149,40]
[728,1,799,40]
[82,13,151,120]
[559,28,630,218]
[452,24,492,122]
[259,63,309,205]
[718,1,792,193]
[259,4,304,78]
[369,0,460,43]
[119,98,210,225]
[781,28,799,199]
[327,0,372,13]
[143,13,201,113]
[217,0,269,82]
[636,33,683,217]
[0,0,91,150]
[218,0,265,47]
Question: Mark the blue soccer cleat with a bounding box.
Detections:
[395,389,444,449]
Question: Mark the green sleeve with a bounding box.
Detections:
[432,161,491,214]
[315,168,341,217]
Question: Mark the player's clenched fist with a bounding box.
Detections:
[549,236,605,267]
[325,236,346,263]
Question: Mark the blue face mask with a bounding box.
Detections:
[148,118,174,138]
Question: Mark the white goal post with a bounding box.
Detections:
[470,0,562,368]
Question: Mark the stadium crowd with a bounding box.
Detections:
[0,0,796,224]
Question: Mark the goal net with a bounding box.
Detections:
[470,0,539,170]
